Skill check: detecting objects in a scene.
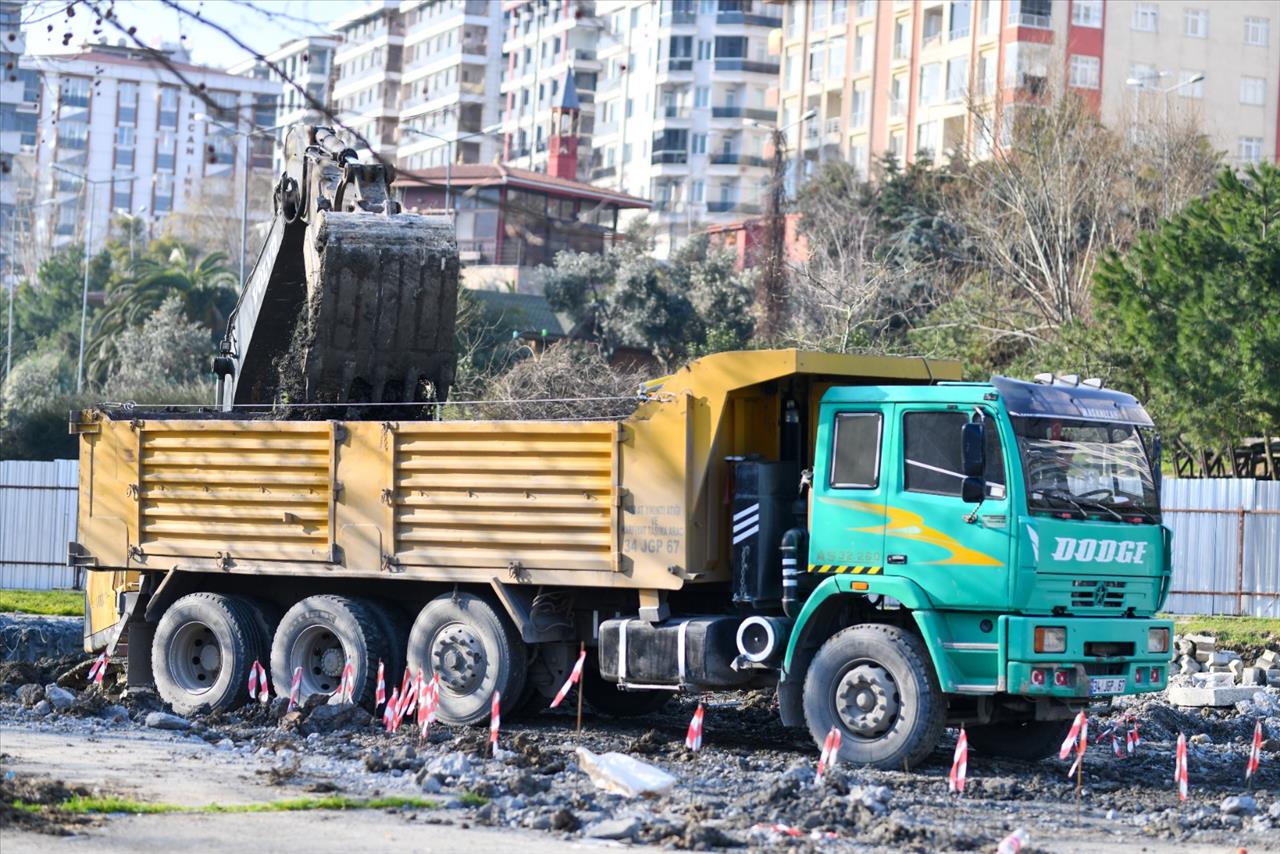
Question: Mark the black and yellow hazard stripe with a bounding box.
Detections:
[807,564,884,575]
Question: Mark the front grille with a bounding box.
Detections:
[1085,641,1135,657]
[1084,662,1127,676]
[1070,579,1127,610]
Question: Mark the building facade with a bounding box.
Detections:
[231,35,340,173]
[1,0,32,285]
[591,0,782,257]
[772,0,1278,181]
[330,1,405,162]
[20,42,279,256]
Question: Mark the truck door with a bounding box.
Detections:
[809,405,889,576]
[887,404,1012,609]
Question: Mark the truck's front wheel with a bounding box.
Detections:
[152,593,266,716]
[966,718,1074,761]
[802,623,945,770]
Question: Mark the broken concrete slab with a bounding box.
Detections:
[1241,667,1266,687]
[1167,684,1260,707]
[1207,650,1241,666]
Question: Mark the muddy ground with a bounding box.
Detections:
[1,655,1278,853]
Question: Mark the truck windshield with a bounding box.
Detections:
[1012,417,1159,521]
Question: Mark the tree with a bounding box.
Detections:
[6,246,112,368]
[104,297,212,393]
[1090,163,1280,448]
[468,341,647,421]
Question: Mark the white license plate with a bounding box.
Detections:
[1089,677,1127,695]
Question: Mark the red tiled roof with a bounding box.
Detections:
[396,164,651,209]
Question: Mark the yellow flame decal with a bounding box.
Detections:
[818,497,1004,567]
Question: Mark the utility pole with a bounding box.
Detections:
[756,127,788,341]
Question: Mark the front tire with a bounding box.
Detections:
[406,592,526,726]
[152,593,265,716]
[270,595,387,708]
[966,718,1074,761]
[802,623,945,770]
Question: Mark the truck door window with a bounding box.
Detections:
[829,412,882,489]
[902,411,1005,497]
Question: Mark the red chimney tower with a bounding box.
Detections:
[547,68,581,180]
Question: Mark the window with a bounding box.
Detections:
[851,85,867,127]
[978,0,993,35]
[1072,0,1102,28]
[61,76,90,107]
[1069,55,1100,89]
[785,51,799,88]
[916,120,938,157]
[946,56,969,100]
[833,0,847,25]
[828,37,845,78]
[1244,17,1270,46]
[1178,70,1204,98]
[919,62,942,106]
[694,86,709,108]
[690,179,704,202]
[1009,0,1051,29]
[697,39,712,60]
[1238,136,1263,164]
[1183,8,1207,38]
[692,133,706,154]
[893,19,910,59]
[811,0,827,31]
[1132,3,1158,32]
[854,29,870,72]
[950,0,971,38]
[1241,76,1266,105]
[829,412,882,489]
[977,52,996,95]
[1129,63,1157,87]
[903,411,1005,497]
[808,44,824,82]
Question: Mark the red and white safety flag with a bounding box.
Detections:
[816,725,842,783]
[1059,710,1087,777]
[394,680,417,730]
[398,667,413,715]
[685,703,705,752]
[549,649,587,709]
[416,670,436,734]
[752,823,803,838]
[1111,732,1123,758]
[489,691,501,748]
[335,662,355,703]
[1174,733,1189,801]
[247,659,269,702]
[948,725,968,793]
[1246,720,1263,781]
[374,660,386,709]
[287,665,303,713]
[1127,719,1140,755]
[997,828,1028,854]
[88,652,110,687]
[383,687,399,732]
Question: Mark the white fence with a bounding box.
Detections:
[0,459,80,590]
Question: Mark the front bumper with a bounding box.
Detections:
[1002,615,1174,698]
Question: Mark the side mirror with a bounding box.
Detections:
[961,422,985,478]
[962,476,985,503]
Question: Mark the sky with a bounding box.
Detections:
[21,0,371,68]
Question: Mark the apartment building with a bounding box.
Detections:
[773,0,1277,179]
[592,0,782,257]
[20,42,278,255]
[499,0,603,181]
[330,1,405,162]
[1,0,31,284]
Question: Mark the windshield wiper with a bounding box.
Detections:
[1036,489,1124,521]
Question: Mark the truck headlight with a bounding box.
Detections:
[1034,626,1066,653]
[1147,627,1169,654]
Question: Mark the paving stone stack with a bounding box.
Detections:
[1167,634,1280,707]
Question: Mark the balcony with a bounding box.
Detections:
[660,9,696,25]
[574,48,597,61]
[716,11,782,27]
[652,150,689,164]
[711,105,776,121]
[706,201,762,214]
[710,152,767,166]
[591,165,617,180]
[950,26,971,40]
[666,58,694,73]
[661,105,693,119]
[713,58,780,75]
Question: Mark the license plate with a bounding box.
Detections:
[1089,676,1127,695]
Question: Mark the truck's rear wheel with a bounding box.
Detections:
[152,593,265,716]
[802,623,945,770]
[965,718,1074,761]
[270,595,387,708]
[406,592,526,726]
[367,599,411,685]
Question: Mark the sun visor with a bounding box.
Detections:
[991,376,1154,426]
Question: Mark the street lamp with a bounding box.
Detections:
[114,205,148,263]
[193,113,288,293]
[51,164,136,394]
[400,123,503,214]
[750,109,817,198]
[1126,73,1205,211]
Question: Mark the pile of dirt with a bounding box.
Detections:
[0,771,97,836]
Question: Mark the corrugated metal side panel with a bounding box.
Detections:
[392,422,617,572]
[137,422,333,561]
[0,459,80,590]
[1162,478,1280,617]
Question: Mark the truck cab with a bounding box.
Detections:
[778,376,1172,767]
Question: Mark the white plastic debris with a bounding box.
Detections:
[574,747,676,798]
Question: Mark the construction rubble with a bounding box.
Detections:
[1167,633,1280,707]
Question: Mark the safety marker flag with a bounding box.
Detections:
[397,666,413,716]
[247,660,269,703]
[88,652,110,687]
[1127,719,1140,755]
[374,660,386,710]
[1245,719,1262,783]
[1111,731,1123,758]
[1059,711,1088,778]
[685,703,704,752]
[383,688,399,733]
[948,725,968,794]
[287,666,303,713]
[417,671,439,743]
[550,648,587,709]
[997,828,1028,854]
[394,680,417,731]
[816,726,842,784]
[489,691,501,755]
[335,662,355,704]
[1174,733,1189,802]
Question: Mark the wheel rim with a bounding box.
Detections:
[289,625,347,695]
[168,621,222,694]
[430,622,486,695]
[835,661,900,738]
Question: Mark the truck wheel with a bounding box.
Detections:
[366,599,412,684]
[406,593,527,726]
[270,595,387,708]
[802,623,945,770]
[152,593,264,716]
[966,719,1074,761]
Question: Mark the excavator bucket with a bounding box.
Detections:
[219,126,458,410]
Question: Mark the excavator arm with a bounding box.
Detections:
[216,126,458,410]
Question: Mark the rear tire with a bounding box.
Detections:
[152,593,263,716]
[966,718,1074,761]
[802,623,945,770]
[406,592,526,726]
[270,595,387,709]
[366,599,412,684]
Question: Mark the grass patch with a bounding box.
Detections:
[60,796,182,815]
[0,589,83,616]
[12,795,438,816]
[457,791,489,807]
[1169,616,1280,650]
